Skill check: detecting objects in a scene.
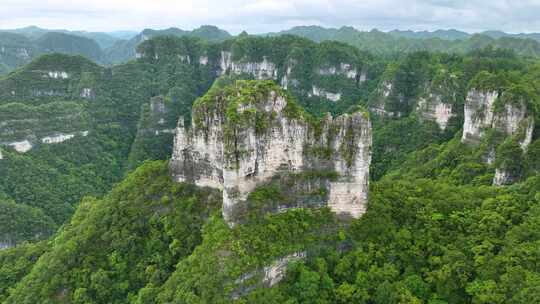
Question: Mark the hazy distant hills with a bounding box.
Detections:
[2,24,540,75]
[105,25,231,64]
[0,25,232,73]
[271,26,540,57]
[0,25,137,49]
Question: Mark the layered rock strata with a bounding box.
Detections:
[170,80,372,224]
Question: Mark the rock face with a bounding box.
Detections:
[461,89,536,185]
[219,52,278,80]
[369,81,405,118]
[136,36,370,106]
[461,89,534,147]
[170,80,372,225]
[309,86,342,102]
[461,90,499,144]
[371,78,458,129]
[416,93,455,130]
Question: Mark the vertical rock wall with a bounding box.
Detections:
[170,80,372,224]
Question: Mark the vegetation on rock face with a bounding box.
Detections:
[273,25,540,58]
[0,28,540,304]
[1,157,538,303]
[2,161,222,303]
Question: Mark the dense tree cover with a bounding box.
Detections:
[273,26,540,59]
[368,47,539,179]
[1,158,538,303]
[1,35,538,245]
[2,161,222,303]
[0,199,55,246]
[36,32,104,63]
[0,241,49,302]
[0,33,539,304]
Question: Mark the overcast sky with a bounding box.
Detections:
[1,0,540,34]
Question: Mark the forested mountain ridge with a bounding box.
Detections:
[0,25,232,74]
[4,24,540,76]
[0,31,539,303]
[271,26,540,58]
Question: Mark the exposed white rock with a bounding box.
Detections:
[493,103,535,150]
[8,140,32,153]
[416,94,454,130]
[310,86,342,102]
[199,56,209,65]
[0,149,3,160]
[219,52,277,80]
[520,119,535,150]
[382,81,392,97]
[17,48,29,59]
[280,59,297,89]
[232,251,307,299]
[178,54,191,63]
[461,90,498,144]
[219,51,233,74]
[318,63,358,79]
[47,71,69,79]
[485,149,496,165]
[263,252,306,287]
[493,168,517,186]
[41,133,75,144]
[359,71,367,83]
[154,129,175,135]
[81,131,89,137]
[462,90,535,150]
[171,114,225,190]
[80,88,94,99]
[171,86,372,225]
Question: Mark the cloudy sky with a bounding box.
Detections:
[1,0,540,34]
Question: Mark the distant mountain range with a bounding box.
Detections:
[270,26,540,57]
[2,24,540,75]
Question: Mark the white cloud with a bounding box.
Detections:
[0,0,540,34]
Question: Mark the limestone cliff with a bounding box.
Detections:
[136,35,372,107]
[170,80,372,224]
[461,86,536,185]
[370,72,460,130]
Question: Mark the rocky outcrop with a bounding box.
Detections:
[461,88,536,185]
[369,81,405,118]
[1,131,89,154]
[461,89,534,146]
[219,52,278,80]
[170,80,372,225]
[318,63,365,81]
[136,36,369,106]
[461,90,499,144]
[7,140,33,153]
[263,252,306,286]
[416,93,455,130]
[47,71,69,79]
[232,251,306,299]
[0,101,91,154]
[309,86,342,102]
[371,77,458,128]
